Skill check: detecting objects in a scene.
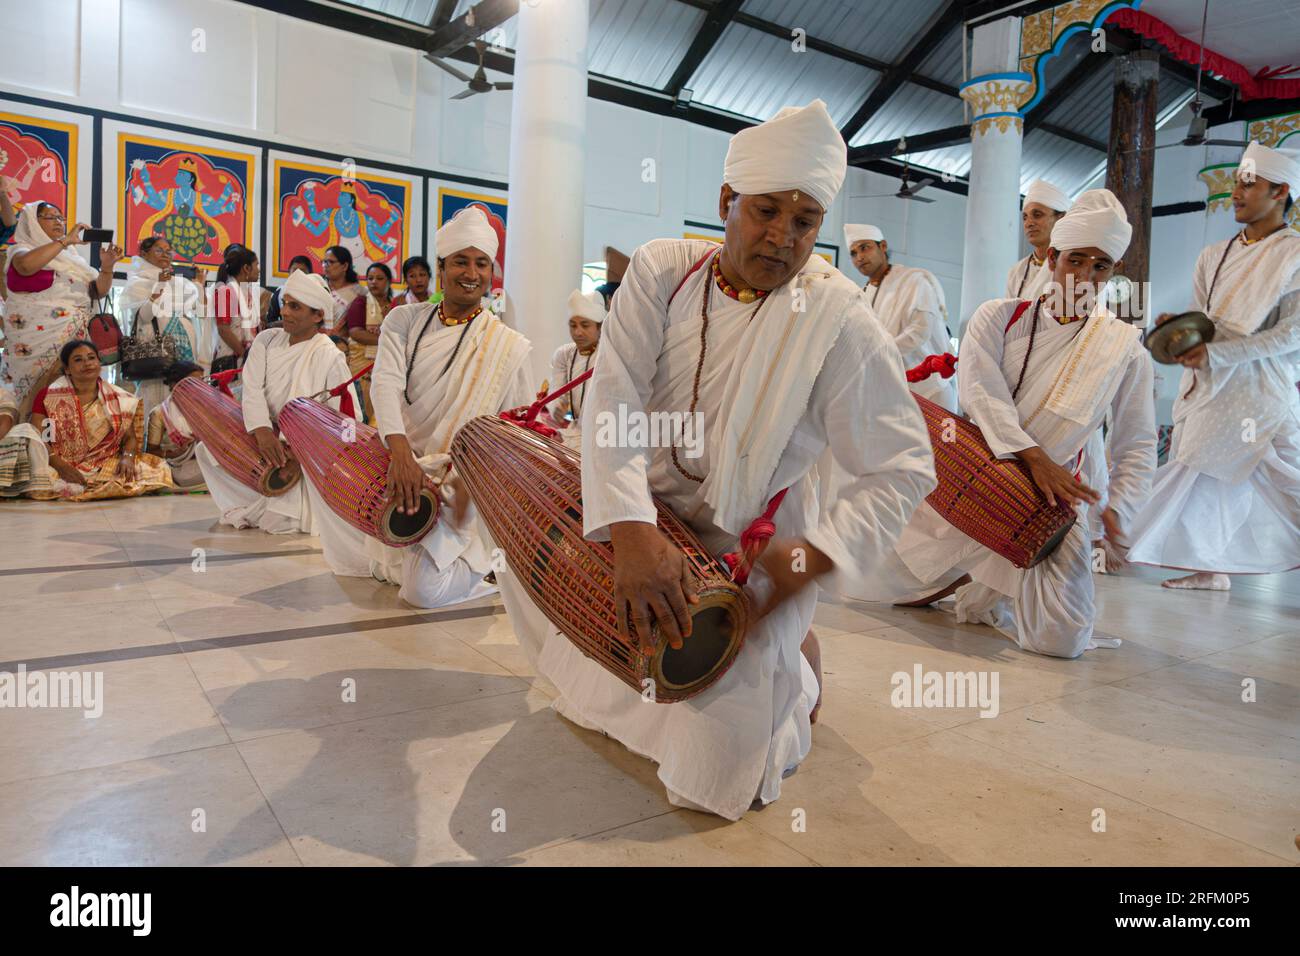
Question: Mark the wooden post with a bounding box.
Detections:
[1105,50,1159,318]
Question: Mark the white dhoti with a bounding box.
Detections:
[366,500,498,607]
[195,441,307,534]
[499,564,820,816]
[1128,425,1300,574]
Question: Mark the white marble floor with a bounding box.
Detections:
[0,493,1295,866]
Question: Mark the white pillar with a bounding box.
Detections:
[503,0,590,391]
[957,16,1030,338]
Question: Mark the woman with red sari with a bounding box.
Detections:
[27,340,173,500]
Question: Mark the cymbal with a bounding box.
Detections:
[1145,311,1215,364]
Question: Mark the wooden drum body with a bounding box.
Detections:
[171,377,301,497]
[914,392,1076,569]
[450,415,749,703]
[277,397,439,547]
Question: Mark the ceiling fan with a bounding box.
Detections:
[425,40,513,100]
[861,161,937,203]
[1125,0,1247,154]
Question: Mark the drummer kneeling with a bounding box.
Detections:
[850,189,1156,659]
[196,271,358,546]
[494,100,937,820]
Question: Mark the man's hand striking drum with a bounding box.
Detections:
[610,521,699,655]
[384,433,425,515]
[252,426,290,469]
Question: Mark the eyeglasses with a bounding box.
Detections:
[38,214,66,223]
[322,258,339,265]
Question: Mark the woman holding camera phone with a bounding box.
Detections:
[2,202,122,417]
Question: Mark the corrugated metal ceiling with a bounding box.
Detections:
[295,0,1252,197]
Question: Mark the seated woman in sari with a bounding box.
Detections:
[27,340,173,500]
[0,383,52,497]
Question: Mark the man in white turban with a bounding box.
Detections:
[847,188,1156,660]
[1127,140,1300,589]
[493,99,936,819]
[844,222,955,409]
[196,269,357,546]
[360,205,532,606]
[547,288,607,450]
[1007,179,1071,299]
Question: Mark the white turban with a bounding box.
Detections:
[843,223,884,246]
[282,270,334,317]
[723,99,847,213]
[435,205,499,260]
[1240,140,1300,192]
[1049,188,1132,262]
[1023,179,1071,212]
[567,288,606,324]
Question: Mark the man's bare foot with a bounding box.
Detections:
[895,573,972,607]
[1162,572,1231,591]
[801,629,823,724]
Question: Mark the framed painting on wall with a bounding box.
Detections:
[272,155,413,280]
[117,132,255,266]
[0,108,79,227]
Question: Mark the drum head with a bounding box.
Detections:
[650,587,746,699]
[262,460,301,496]
[1145,311,1214,364]
[1023,514,1076,568]
[381,488,438,545]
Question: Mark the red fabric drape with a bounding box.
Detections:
[1107,8,1300,101]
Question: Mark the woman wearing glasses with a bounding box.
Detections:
[2,203,122,417]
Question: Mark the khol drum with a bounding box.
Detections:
[450,414,749,703]
[170,377,301,496]
[278,396,439,547]
[914,392,1076,568]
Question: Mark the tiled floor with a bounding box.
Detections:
[1,494,1296,866]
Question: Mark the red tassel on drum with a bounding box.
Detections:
[907,352,958,382]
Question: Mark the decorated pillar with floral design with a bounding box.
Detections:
[957,46,1032,335]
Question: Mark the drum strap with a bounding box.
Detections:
[668,251,715,306]
[1003,298,1032,334]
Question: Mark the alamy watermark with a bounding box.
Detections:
[0,665,103,718]
[591,404,705,459]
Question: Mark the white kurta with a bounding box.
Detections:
[195,330,357,559]
[1128,229,1300,573]
[856,297,1156,659]
[865,264,956,409]
[497,239,937,820]
[1005,253,1051,300]
[363,302,533,607]
[548,341,596,450]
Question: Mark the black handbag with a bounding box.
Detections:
[120,311,180,380]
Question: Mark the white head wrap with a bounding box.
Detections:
[1049,188,1132,261]
[843,223,884,247]
[1023,179,1071,212]
[435,206,499,260]
[567,288,606,324]
[12,203,98,282]
[1240,140,1300,192]
[282,270,335,318]
[723,100,847,213]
